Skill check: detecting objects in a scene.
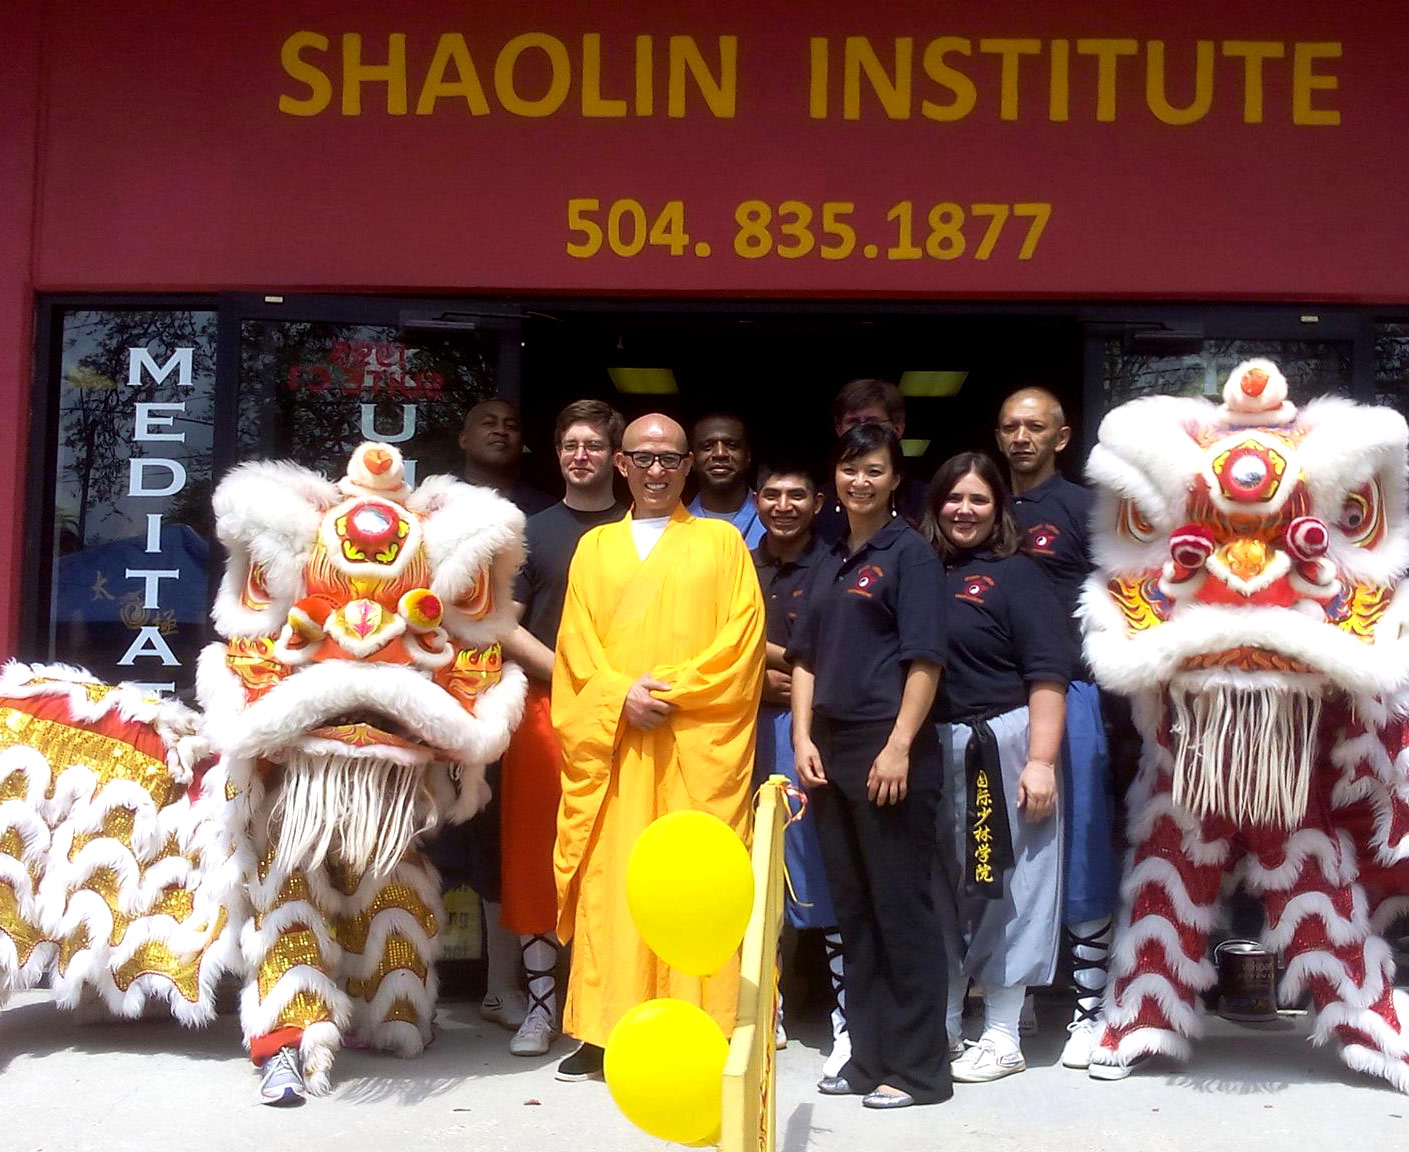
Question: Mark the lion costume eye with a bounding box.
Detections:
[240,563,271,611]
[1118,498,1157,543]
[455,567,493,620]
[1338,482,1384,548]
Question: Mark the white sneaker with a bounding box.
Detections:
[950,1038,1026,1083]
[822,1030,851,1078]
[1019,993,1037,1036]
[1061,1017,1099,1069]
[480,990,528,1031]
[508,1011,556,1057]
[259,1046,306,1106]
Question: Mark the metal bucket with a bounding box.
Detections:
[1215,939,1278,1023]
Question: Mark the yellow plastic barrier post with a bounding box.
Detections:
[720,775,789,1152]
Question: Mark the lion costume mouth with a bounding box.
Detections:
[307,711,429,752]
[1180,647,1319,675]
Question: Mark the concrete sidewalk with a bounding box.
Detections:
[2,989,1406,1152]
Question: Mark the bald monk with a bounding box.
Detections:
[551,413,767,1081]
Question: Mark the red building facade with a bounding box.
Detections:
[5,1,1409,689]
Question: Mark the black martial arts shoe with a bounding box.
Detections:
[555,1041,605,1082]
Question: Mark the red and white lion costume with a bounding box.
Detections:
[0,442,526,1094]
[1082,360,1409,1089]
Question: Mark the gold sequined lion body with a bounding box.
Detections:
[0,442,527,1095]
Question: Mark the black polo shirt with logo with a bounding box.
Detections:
[752,532,827,650]
[1012,471,1095,660]
[786,517,945,723]
[939,549,1074,722]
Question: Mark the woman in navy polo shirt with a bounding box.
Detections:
[787,423,950,1110]
[923,451,1073,1084]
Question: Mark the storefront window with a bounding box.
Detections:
[1103,339,1352,408]
[238,321,498,485]
[1373,322,1409,417]
[50,310,217,693]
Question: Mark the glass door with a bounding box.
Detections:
[30,295,522,693]
[1082,307,1374,447]
[231,298,521,489]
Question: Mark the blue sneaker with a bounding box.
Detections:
[259,1046,306,1106]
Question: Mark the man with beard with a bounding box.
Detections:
[688,412,765,546]
[497,400,627,1057]
[552,413,766,1082]
[994,386,1119,1071]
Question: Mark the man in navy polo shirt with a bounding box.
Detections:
[995,386,1119,1071]
[751,458,849,1075]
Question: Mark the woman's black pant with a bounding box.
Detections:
[810,715,951,1103]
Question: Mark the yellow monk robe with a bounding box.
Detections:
[552,505,765,1047]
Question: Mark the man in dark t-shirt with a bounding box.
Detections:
[498,400,626,1060]
[431,396,551,1040]
[460,397,555,515]
[995,386,1119,1071]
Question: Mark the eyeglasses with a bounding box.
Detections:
[560,439,608,455]
[623,451,686,470]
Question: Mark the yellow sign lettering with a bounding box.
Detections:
[279,31,332,117]
[668,35,737,119]
[920,38,976,122]
[978,38,1041,121]
[341,32,407,116]
[1293,41,1341,126]
[414,33,490,116]
[1146,39,1214,125]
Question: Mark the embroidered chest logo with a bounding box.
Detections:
[956,574,995,605]
[786,584,807,622]
[848,564,885,599]
[1027,522,1061,556]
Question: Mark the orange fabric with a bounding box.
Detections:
[551,508,766,1048]
[500,682,562,935]
[250,1026,302,1066]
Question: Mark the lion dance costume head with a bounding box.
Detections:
[0,442,526,1096]
[1083,360,1409,1090]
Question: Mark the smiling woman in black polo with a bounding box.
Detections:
[922,451,1074,1086]
[786,423,950,1110]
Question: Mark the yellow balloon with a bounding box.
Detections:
[626,810,754,977]
[605,999,729,1146]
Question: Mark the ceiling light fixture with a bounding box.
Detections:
[608,367,679,395]
[899,371,968,397]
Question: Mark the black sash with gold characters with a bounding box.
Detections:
[962,716,1015,899]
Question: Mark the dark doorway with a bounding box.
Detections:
[519,308,1085,498]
